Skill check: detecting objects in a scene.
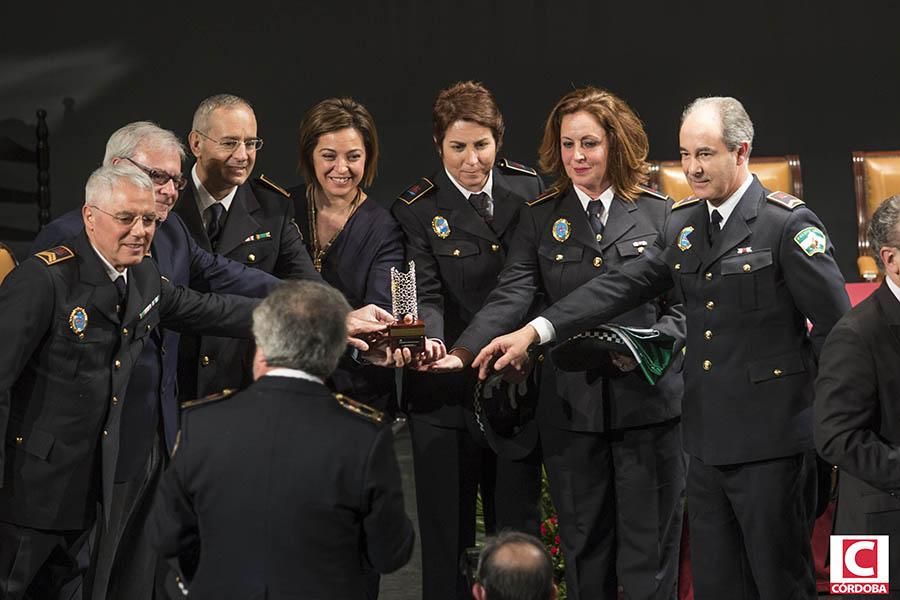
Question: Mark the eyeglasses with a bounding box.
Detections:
[89,204,158,229]
[193,130,264,153]
[123,157,188,191]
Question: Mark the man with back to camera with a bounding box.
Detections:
[0,163,260,598]
[149,280,415,599]
[175,93,321,400]
[470,97,851,598]
[29,121,392,599]
[816,195,900,593]
[472,531,557,600]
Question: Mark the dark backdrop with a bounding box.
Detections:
[3,0,899,279]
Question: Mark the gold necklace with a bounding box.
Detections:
[308,186,362,272]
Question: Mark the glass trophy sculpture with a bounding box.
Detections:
[389,261,426,352]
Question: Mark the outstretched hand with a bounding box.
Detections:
[346,304,393,351]
[471,325,539,380]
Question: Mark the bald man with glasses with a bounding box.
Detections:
[175,93,320,401]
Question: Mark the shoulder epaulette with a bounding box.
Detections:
[397,177,435,205]
[638,184,670,201]
[34,245,74,266]
[180,388,235,410]
[497,158,538,176]
[767,191,805,210]
[526,187,561,207]
[255,174,291,198]
[335,393,384,424]
[671,196,703,210]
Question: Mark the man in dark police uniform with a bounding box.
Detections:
[0,163,258,598]
[175,93,320,400]
[474,97,850,599]
[150,280,415,599]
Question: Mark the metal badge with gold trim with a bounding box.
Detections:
[677,226,695,251]
[552,218,571,242]
[69,306,88,335]
[432,215,451,239]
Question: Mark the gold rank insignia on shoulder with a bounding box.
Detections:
[69,306,88,335]
[335,393,384,424]
[552,218,571,242]
[638,184,670,201]
[526,187,561,207]
[243,232,272,243]
[672,196,702,210]
[397,177,435,205]
[256,174,291,198]
[767,191,805,210]
[34,245,75,265]
[180,388,235,410]
[432,215,451,239]
[497,158,537,176]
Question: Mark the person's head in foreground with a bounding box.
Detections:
[473,531,557,600]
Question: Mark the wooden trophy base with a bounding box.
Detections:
[388,319,425,352]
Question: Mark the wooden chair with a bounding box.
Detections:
[647,155,804,203]
[0,109,51,237]
[0,242,17,284]
[852,150,900,280]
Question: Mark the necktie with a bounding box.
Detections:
[468,192,493,223]
[205,202,226,246]
[708,209,723,246]
[114,275,127,317]
[586,199,605,241]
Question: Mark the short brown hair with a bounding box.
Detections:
[432,81,505,153]
[297,97,380,189]
[538,87,649,201]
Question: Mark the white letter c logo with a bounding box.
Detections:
[846,540,876,577]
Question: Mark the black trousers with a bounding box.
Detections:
[0,520,91,599]
[88,433,168,600]
[541,418,685,600]
[409,417,542,600]
[687,451,817,600]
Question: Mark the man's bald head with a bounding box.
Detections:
[473,532,556,600]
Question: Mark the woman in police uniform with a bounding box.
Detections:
[448,87,687,600]
[391,81,544,600]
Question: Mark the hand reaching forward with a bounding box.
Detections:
[471,325,539,381]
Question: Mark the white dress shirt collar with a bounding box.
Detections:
[90,242,127,283]
[265,367,324,385]
[192,163,238,225]
[886,275,900,304]
[573,185,615,226]
[445,168,494,201]
[707,173,753,229]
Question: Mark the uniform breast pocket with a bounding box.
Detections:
[538,243,583,291]
[434,239,481,289]
[51,321,115,383]
[237,238,275,267]
[672,253,700,305]
[615,233,657,260]
[721,250,775,310]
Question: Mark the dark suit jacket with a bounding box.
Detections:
[292,189,404,410]
[149,376,415,600]
[816,281,900,581]
[0,231,257,529]
[174,177,320,399]
[30,210,279,476]
[391,163,544,427]
[541,177,850,464]
[456,186,685,432]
